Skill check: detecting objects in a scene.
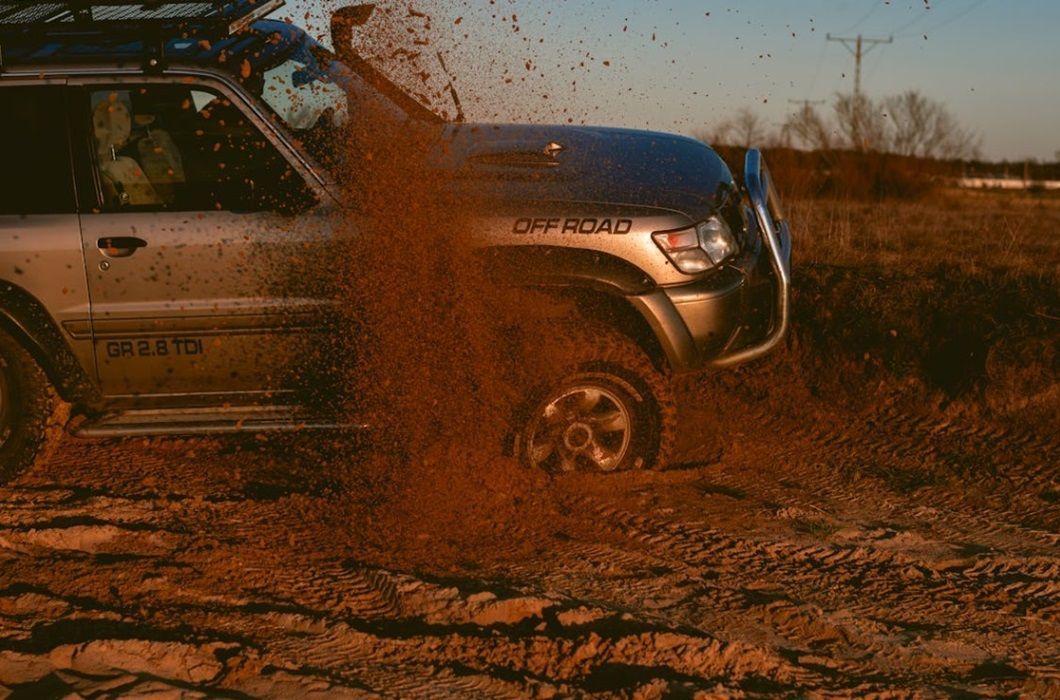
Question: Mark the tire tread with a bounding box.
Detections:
[0,330,58,483]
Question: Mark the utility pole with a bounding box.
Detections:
[826,33,893,98]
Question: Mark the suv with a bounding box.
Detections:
[0,0,791,480]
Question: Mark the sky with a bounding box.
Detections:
[280,1,1060,161]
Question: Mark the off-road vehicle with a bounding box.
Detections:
[0,0,791,480]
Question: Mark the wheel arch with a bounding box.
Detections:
[478,245,694,374]
[0,280,98,405]
[546,286,672,374]
[478,245,686,374]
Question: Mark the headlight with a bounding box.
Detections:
[697,215,738,265]
[652,215,738,274]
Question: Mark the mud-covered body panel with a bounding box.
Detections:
[469,205,694,288]
[438,122,734,221]
[432,121,746,289]
[0,215,98,399]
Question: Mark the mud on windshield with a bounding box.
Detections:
[252,34,444,176]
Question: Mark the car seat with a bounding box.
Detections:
[92,98,162,207]
[134,120,186,205]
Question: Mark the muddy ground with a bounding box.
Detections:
[2,255,1058,697]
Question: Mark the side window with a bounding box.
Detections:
[86,84,316,213]
[0,87,76,215]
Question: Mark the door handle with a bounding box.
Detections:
[97,236,148,258]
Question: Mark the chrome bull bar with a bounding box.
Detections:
[709,148,792,368]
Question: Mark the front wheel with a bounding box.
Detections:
[0,329,56,484]
[515,329,675,474]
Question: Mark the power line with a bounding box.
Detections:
[863,41,891,84]
[890,0,946,36]
[842,0,883,34]
[826,33,893,98]
[805,39,830,98]
[899,0,989,37]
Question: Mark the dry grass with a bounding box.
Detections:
[787,189,1060,281]
[776,190,1059,429]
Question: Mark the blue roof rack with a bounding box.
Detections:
[0,0,284,71]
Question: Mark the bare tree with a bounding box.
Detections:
[700,91,978,161]
[777,90,978,159]
[881,90,980,160]
[833,93,889,153]
[696,107,772,148]
[730,107,769,148]
[693,123,734,149]
[781,103,834,151]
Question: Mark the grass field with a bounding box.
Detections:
[789,189,1060,277]
[783,190,1058,429]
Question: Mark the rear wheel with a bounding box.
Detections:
[0,329,56,484]
[516,328,675,474]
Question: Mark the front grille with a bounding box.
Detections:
[719,194,752,253]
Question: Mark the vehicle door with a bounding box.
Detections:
[71,76,340,401]
[0,82,96,381]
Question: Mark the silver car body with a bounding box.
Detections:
[0,55,791,435]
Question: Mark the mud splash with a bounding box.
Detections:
[304,2,573,564]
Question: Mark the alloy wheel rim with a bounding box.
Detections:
[527,384,632,473]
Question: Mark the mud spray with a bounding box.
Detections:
[306,3,571,570]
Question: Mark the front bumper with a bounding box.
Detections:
[630,150,792,373]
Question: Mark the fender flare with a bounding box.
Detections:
[0,281,98,405]
[477,246,699,372]
[477,245,656,296]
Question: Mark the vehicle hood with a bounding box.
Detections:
[432,123,735,220]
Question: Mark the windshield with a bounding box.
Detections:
[254,34,443,177]
[255,36,382,174]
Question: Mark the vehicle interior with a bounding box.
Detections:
[87,84,307,212]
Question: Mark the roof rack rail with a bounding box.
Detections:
[0,0,284,71]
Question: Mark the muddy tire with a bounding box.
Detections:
[0,329,56,484]
[515,327,675,474]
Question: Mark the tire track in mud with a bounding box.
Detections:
[711,381,1059,483]
[574,491,1058,623]
[489,392,1060,692]
[688,391,1060,555]
[0,526,793,695]
[535,494,1058,691]
[489,537,876,673]
[202,532,818,695]
[2,384,1058,697]
[0,469,838,695]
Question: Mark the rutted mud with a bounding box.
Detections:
[4,185,1060,695]
[3,289,1057,696]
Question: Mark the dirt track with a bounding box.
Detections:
[2,361,1057,697]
